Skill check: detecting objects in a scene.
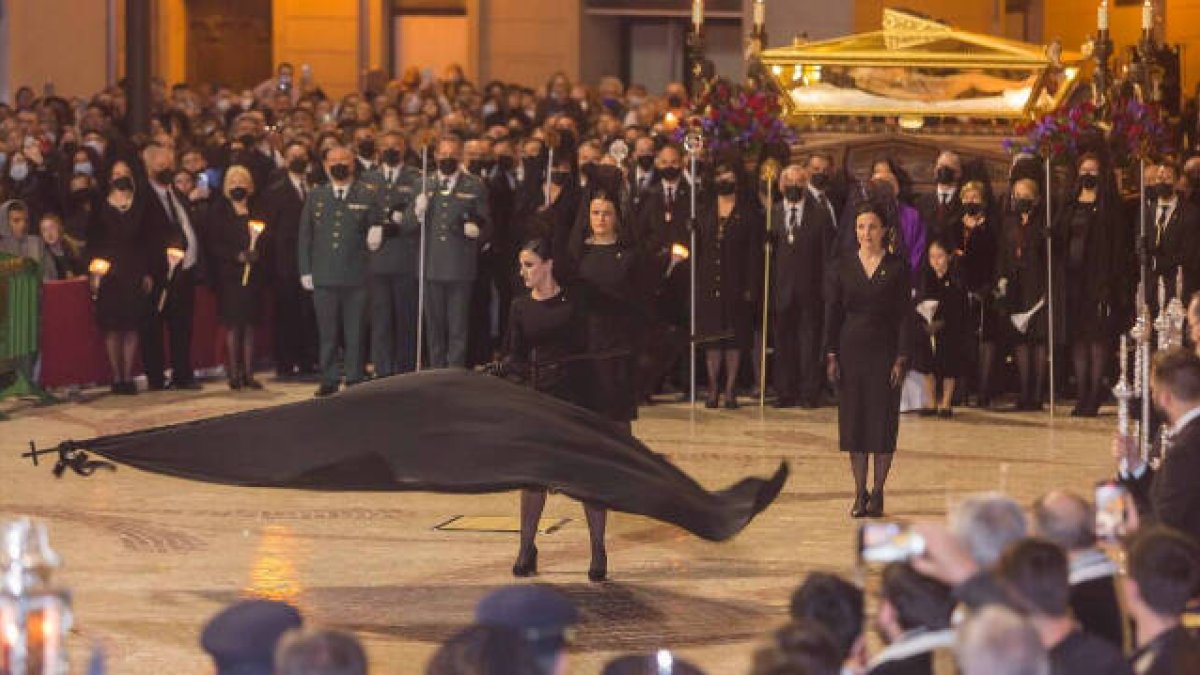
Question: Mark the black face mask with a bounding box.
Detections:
[482,159,496,173]
[667,95,683,108]
[808,172,829,191]
[1013,198,1035,214]
[659,166,682,182]
[935,166,956,185]
[238,134,256,148]
[1079,174,1099,190]
[357,139,376,157]
[467,160,486,176]
[380,148,402,166]
[715,179,738,196]
[557,130,577,151]
[636,155,655,171]
[288,158,309,175]
[783,186,804,203]
[61,141,78,156]
[549,170,572,186]
[963,202,984,217]
[229,187,249,202]
[71,187,92,201]
[112,176,134,192]
[153,169,174,186]
[497,156,515,172]
[328,163,352,181]
[438,158,459,176]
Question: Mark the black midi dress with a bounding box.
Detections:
[206,198,263,327]
[825,252,913,455]
[502,289,585,405]
[695,201,762,350]
[912,265,970,378]
[88,201,152,332]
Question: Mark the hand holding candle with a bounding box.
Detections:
[87,258,111,298]
[159,248,185,312]
[242,219,266,286]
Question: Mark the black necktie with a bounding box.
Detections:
[789,206,799,232]
[666,186,675,207]
[336,187,345,201]
[1157,204,1170,246]
[297,181,306,202]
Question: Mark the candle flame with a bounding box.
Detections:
[88,258,112,275]
[671,243,690,260]
[249,219,266,234]
[166,248,185,263]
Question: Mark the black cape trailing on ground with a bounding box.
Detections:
[45,370,788,542]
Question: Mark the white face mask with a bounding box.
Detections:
[10,162,30,181]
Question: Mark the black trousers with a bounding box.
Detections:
[313,285,368,387]
[774,301,822,403]
[369,273,419,377]
[274,276,318,375]
[142,267,197,387]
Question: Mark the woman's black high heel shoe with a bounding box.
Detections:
[865,489,885,517]
[851,490,870,518]
[512,545,538,577]
[588,551,608,582]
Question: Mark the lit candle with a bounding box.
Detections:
[753,0,765,31]
[1143,0,1153,30]
[664,111,680,132]
[88,258,111,276]
[671,243,690,261]
[243,220,267,286]
[1098,1,1109,31]
[692,0,704,32]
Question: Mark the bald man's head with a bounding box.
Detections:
[1033,490,1095,551]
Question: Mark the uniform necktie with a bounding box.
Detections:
[788,206,799,239]
[336,187,345,201]
[1157,204,1170,246]
[666,186,675,207]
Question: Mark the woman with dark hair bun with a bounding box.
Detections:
[825,203,914,518]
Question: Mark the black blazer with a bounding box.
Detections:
[915,190,962,245]
[1145,199,1200,299]
[1120,414,1200,545]
[771,197,835,311]
[139,181,202,284]
[258,176,307,282]
[634,179,692,253]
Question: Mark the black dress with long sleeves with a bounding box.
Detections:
[502,289,586,405]
[695,198,762,350]
[824,252,913,455]
[1054,199,1117,342]
[997,209,1052,343]
[912,264,970,378]
[87,200,152,332]
[576,241,645,422]
[948,209,1001,341]
[204,197,263,327]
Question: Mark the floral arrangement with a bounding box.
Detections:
[1003,97,1173,166]
[672,78,796,159]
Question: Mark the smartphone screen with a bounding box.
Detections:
[858,522,925,564]
[1095,481,1129,542]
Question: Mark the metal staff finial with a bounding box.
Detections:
[22,441,116,478]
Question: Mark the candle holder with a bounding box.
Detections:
[0,519,72,675]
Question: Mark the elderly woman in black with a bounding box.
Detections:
[1054,153,1119,417]
[695,158,762,408]
[825,204,913,518]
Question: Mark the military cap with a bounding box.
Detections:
[474,585,578,642]
[200,599,303,675]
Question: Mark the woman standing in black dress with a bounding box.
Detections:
[87,161,152,395]
[503,238,600,580]
[947,181,1000,407]
[1054,153,1118,417]
[695,159,762,409]
[825,204,913,518]
[914,239,970,417]
[205,165,265,390]
[997,177,1051,411]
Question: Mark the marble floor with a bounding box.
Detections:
[0,382,1116,674]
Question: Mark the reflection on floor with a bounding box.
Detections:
[0,382,1114,673]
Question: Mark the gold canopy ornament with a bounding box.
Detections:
[761,8,1085,122]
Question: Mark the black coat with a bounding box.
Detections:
[915,190,962,245]
[258,175,307,282]
[1145,199,1200,300]
[771,197,835,312]
[1120,415,1200,545]
[695,197,763,348]
[996,207,1053,342]
[1055,198,1121,340]
[139,181,203,285]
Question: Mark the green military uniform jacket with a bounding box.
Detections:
[297,180,383,287]
[362,164,421,277]
[414,171,492,283]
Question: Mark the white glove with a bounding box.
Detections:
[414,192,429,221]
[300,274,314,291]
[367,226,383,251]
[464,222,481,239]
[390,208,405,224]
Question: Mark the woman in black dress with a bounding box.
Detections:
[997,178,1051,411]
[502,238,602,580]
[947,181,1000,407]
[696,159,762,408]
[825,204,913,518]
[87,161,152,395]
[1055,153,1118,417]
[914,239,970,417]
[205,165,265,390]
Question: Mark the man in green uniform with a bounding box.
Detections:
[364,130,421,376]
[412,136,491,369]
[298,144,382,396]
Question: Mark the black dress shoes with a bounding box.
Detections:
[168,379,203,391]
[314,383,339,398]
[512,545,538,577]
[851,490,870,518]
[865,489,885,517]
[724,396,739,410]
[774,398,797,409]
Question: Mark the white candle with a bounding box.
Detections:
[693,0,704,32]
[1143,0,1153,31]
[754,0,765,30]
[1098,1,1109,31]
